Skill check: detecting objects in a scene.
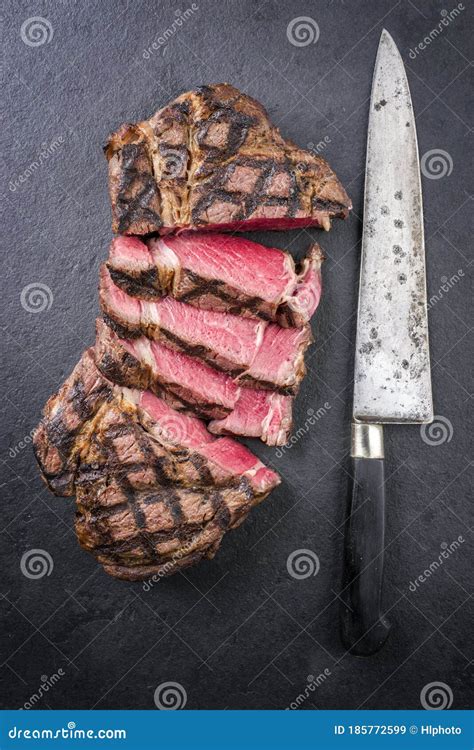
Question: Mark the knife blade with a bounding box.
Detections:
[340,29,433,656]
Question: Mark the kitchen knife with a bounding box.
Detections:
[340,29,433,656]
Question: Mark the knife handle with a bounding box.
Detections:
[340,423,391,655]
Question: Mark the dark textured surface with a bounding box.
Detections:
[1,0,472,710]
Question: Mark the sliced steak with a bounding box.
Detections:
[34,351,280,580]
[95,319,293,445]
[75,478,257,580]
[104,83,351,235]
[99,266,312,393]
[209,388,293,445]
[32,349,113,496]
[107,233,324,327]
[94,318,238,420]
[34,350,279,497]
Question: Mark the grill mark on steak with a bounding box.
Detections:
[86,417,162,561]
[105,84,351,234]
[99,269,312,394]
[108,234,323,329]
[102,313,141,340]
[177,271,273,321]
[116,143,163,234]
[35,350,280,579]
[190,156,301,226]
[108,267,162,299]
[157,328,245,379]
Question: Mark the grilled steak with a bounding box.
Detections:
[76,479,259,580]
[209,388,292,445]
[104,83,351,235]
[99,266,312,393]
[107,233,324,327]
[95,319,293,444]
[33,350,280,580]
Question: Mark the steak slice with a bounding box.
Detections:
[99,266,312,393]
[208,388,293,445]
[75,478,257,580]
[107,233,324,327]
[94,319,293,445]
[104,83,351,235]
[34,351,280,580]
[34,350,279,498]
[94,318,238,420]
[32,349,113,496]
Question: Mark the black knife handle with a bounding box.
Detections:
[340,424,391,655]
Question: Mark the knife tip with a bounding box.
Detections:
[379,28,396,50]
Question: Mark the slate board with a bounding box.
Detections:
[1,0,472,710]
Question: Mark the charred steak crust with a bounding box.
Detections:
[34,350,280,580]
[32,350,113,496]
[105,83,351,235]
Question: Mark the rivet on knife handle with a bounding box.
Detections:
[340,423,391,655]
